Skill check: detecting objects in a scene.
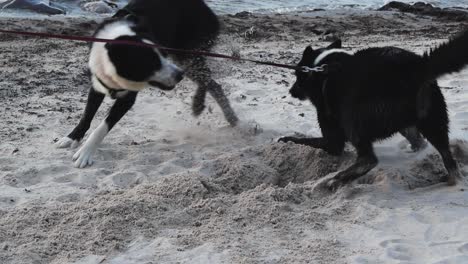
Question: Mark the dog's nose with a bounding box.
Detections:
[175,70,184,82]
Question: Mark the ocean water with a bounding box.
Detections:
[205,0,468,14]
[0,0,466,17]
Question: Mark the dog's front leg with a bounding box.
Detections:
[324,142,378,191]
[193,79,239,126]
[399,126,427,152]
[206,80,239,126]
[278,136,327,148]
[279,118,345,155]
[278,136,346,156]
[56,88,105,149]
[184,57,238,126]
[72,92,137,168]
[192,85,208,116]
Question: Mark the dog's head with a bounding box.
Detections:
[104,35,184,91]
[290,40,349,101]
[89,19,184,93]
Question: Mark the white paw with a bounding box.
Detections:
[56,137,80,149]
[72,145,95,168]
[276,136,288,142]
[402,143,415,153]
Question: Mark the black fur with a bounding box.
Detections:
[105,91,138,131]
[423,30,468,80]
[118,0,220,49]
[67,88,105,142]
[105,35,162,82]
[281,29,468,190]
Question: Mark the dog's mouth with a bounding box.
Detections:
[148,81,175,91]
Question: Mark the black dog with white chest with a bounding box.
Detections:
[57,0,238,168]
[280,30,468,190]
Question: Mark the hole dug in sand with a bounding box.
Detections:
[201,142,353,193]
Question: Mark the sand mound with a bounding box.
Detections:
[0,143,354,263]
[203,142,352,192]
[3,140,465,263]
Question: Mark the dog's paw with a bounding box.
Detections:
[311,173,340,193]
[313,173,344,192]
[278,136,294,143]
[225,112,239,127]
[399,143,416,153]
[447,169,463,186]
[399,139,427,153]
[192,102,206,117]
[411,140,428,152]
[72,145,95,168]
[324,178,344,191]
[56,137,80,149]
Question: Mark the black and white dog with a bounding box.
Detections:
[280,29,468,190]
[56,0,238,168]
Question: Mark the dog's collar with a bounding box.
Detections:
[301,64,328,74]
[95,75,127,98]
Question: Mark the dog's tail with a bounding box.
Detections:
[421,29,468,80]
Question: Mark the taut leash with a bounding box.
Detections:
[0,29,329,73]
[0,29,304,71]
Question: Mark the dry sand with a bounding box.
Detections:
[1,10,468,264]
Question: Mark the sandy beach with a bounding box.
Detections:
[1,8,468,264]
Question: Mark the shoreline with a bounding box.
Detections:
[0,1,467,18]
[1,8,466,42]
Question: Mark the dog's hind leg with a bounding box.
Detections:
[400,126,427,152]
[325,141,378,191]
[185,57,239,126]
[417,118,461,185]
[206,80,239,126]
[56,88,105,149]
[417,87,462,185]
[418,124,461,185]
[72,92,137,168]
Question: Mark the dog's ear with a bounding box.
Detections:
[327,39,342,49]
[303,46,314,57]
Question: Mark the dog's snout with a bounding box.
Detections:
[175,70,184,82]
[290,84,300,97]
[290,83,306,100]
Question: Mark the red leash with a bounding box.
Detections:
[0,29,299,71]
